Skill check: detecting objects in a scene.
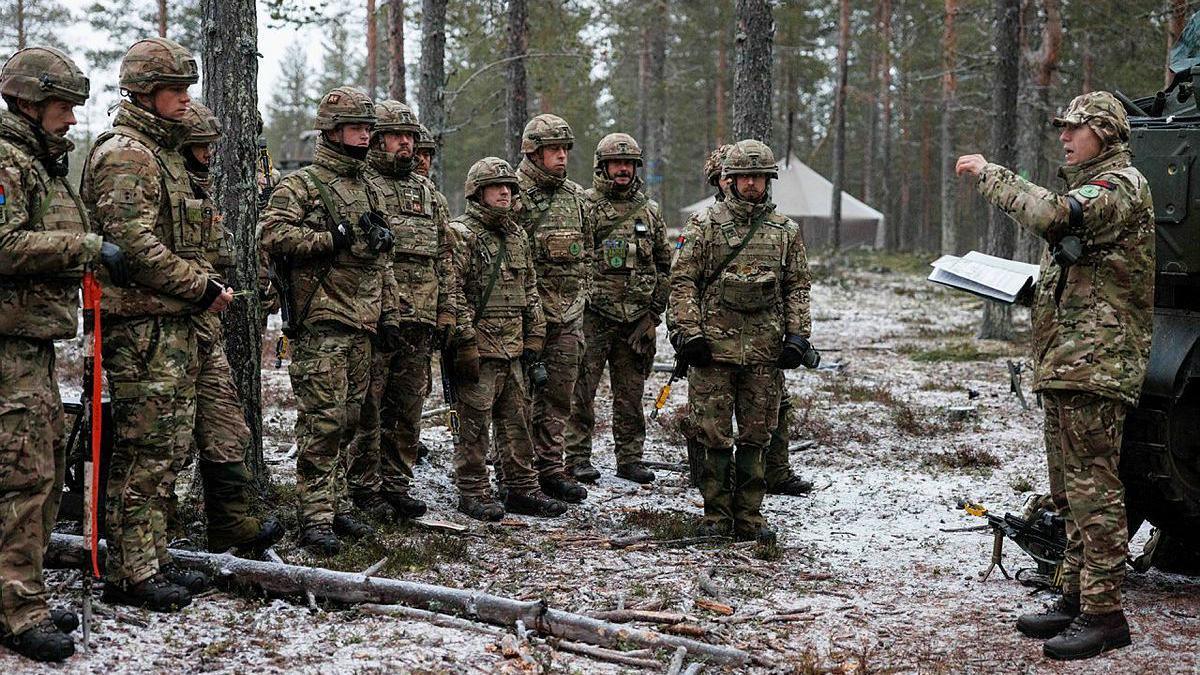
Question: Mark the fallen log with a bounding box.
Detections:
[47,534,751,667]
[585,609,689,625]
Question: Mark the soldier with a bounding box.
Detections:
[82,37,233,611]
[411,121,444,463]
[0,46,126,662]
[513,113,591,504]
[957,91,1154,660]
[345,101,455,521]
[175,101,284,556]
[668,139,815,546]
[564,133,670,484]
[448,157,567,521]
[260,86,400,555]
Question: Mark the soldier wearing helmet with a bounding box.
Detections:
[668,139,816,547]
[957,91,1154,660]
[0,46,124,663]
[413,123,438,178]
[81,37,234,612]
[562,133,670,485]
[444,157,565,521]
[260,86,401,556]
[344,101,457,524]
[513,113,594,505]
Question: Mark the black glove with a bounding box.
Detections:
[196,278,226,310]
[359,211,395,254]
[99,241,132,287]
[677,336,713,368]
[778,334,820,370]
[521,348,549,388]
[330,220,354,251]
[377,323,404,352]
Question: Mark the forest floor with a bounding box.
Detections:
[16,251,1200,674]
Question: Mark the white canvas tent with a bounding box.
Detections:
[680,154,883,249]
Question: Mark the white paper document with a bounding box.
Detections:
[927,252,1041,305]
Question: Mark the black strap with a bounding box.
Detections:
[1066,195,1083,231]
[289,168,342,330]
[593,196,647,246]
[473,233,508,323]
[702,211,769,288]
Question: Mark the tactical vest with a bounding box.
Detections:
[377,173,439,324]
[588,193,658,323]
[188,177,232,275]
[519,178,588,324]
[460,216,530,320]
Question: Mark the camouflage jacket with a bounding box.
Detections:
[82,101,216,317]
[668,195,811,367]
[0,110,103,340]
[583,174,671,324]
[452,200,545,359]
[514,158,593,325]
[260,139,399,335]
[367,150,457,329]
[977,145,1155,405]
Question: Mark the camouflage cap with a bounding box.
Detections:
[704,144,733,186]
[0,47,89,105]
[594,132,642,171]
[373,99,421,136]
[1053,91,1130,145]
[314,86,375,131]
[521,113,574,154]
[722,139,778,179]
[119,37,198,95]
[181,100,221,145]
[415,123,436,152]
[465,156,519,199]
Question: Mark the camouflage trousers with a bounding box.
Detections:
[529,319,582,481]
[346,325,432,501]
[289,323,371,527]
[455,358,539,498]
[103,316,198,586]
[1043,390,1129,614]
[686,363,781,530]
[0,337,64,635]
[564,310,656,470]
[766,375,800,489]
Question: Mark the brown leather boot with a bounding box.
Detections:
[1043,610,1132,661]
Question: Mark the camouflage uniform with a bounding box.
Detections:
[259,87,399,536]
[450,158,548,513]
[974,92,1155,615]
[0,48,100,640]
[82,39,228,590]
[564,134,670,478]
[668,140,812,540]
[514,114,593,498]
[346,101,456,512]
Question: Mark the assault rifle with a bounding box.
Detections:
[952,497,1067,587]
[439,345,461,442]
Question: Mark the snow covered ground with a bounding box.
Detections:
[19,253,1200,673]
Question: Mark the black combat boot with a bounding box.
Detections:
[1016,592,1080,639]
[539,475,587,504]
[569,461,601,483]
[228,517,285,559]
[49,608,78,634]
[0,619,74,662]
[696,517,731,539]
[385,493,428,520]
[1043,610,1132,660]
[332,513,375,540]
[734,523,777,546]
[103,573,191,612]
[458,496,505,522]
[351,493,395,522]
[767,474,814,496]
[616,462,656,484]
[161,562,211,594]
[505,490,569,517]
[298,524,341,556]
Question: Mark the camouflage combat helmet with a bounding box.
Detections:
[415,123,436,153]
[1053,91,1130,146]
[181,100,221,145]
[704,144,733,186]
[119,37,198,95]
[464,156,519,199]
[593,132,642,171]
[521,113,574,154]
[314,86,376,131]
[0,47,89,105]
[373,99,421,136]
[722,139,778,179]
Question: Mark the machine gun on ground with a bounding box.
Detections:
[948,497,1067,588]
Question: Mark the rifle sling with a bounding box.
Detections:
[702,210,769,289]
[593,196,647,246]
[473,233,507,324]
[290,169,343,332]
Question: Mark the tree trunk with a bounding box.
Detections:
[1017,0,1060,263]
[387,0,406,101]
[715,31,728,145]
[16,0,26,49]
[830,0,849,251]
[875,0,893,251]
[939,0,959,255]
[200,0,267,487]
[158,0,167,37]
[366,0,378,98]
[979,0,1021,341]
[504,0,529,165]
[637,26,649,148]
[646,0,668,203]
[732,0,773,142]
[419,0,447,192]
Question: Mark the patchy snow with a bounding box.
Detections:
[23,255,1200,673]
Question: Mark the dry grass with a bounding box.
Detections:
[923,444,1001,470]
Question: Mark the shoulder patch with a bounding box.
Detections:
[269,194,291,209]
[1077,184,1102,199]
[110,174,143,206]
